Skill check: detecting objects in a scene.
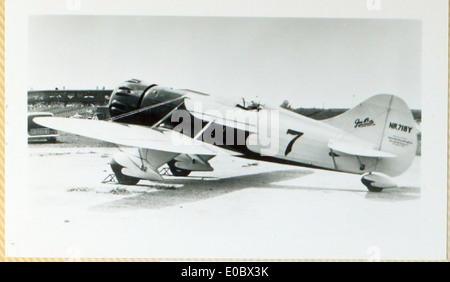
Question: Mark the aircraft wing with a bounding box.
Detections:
[34,117,240,156]
[328,139,396,158]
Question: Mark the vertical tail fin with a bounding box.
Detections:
[324,94,418,176]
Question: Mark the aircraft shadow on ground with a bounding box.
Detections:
[364,186,421,202]
[96,169,420,210]
[97,169,311,210]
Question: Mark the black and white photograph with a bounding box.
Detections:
[4,0,448,261]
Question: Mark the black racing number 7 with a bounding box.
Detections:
[284,129,304,156]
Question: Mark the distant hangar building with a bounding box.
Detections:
[28,89,113,105]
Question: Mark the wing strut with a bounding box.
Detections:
[194,119,216,140]
[151,101,184,129]
[110,96,185,122]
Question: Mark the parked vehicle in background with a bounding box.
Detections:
[70,113,83,119]
[28,112,58,143]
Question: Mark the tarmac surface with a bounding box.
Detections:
[6,140,433,260]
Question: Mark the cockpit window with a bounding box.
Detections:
[236,98,262,111]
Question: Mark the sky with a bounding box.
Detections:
[28,16,421,109]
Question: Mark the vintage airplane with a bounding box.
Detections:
[35,79,418,192]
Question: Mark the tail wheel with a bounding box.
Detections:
[110,159,140,185]
[167,160,191,177]
[361,177,383,193]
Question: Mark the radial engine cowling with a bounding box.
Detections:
[108,79,157,124]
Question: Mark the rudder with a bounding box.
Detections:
[324,94,418,176]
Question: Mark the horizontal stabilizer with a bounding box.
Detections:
[328,140,396,158]
[34,117,240,156]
